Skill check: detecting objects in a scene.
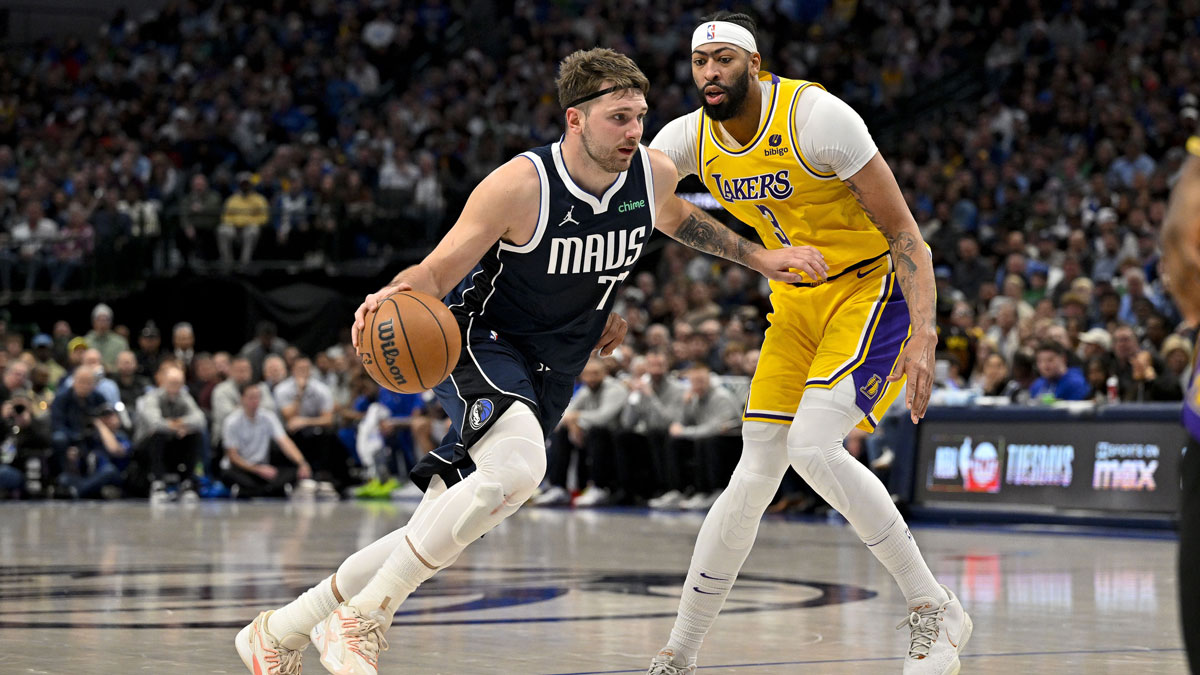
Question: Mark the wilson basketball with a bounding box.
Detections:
[359,290,461,394]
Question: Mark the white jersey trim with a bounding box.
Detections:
[500,152,551,253]
[550,141,628,214]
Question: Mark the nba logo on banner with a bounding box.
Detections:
[707,23,716,39]
[469,399,494,430]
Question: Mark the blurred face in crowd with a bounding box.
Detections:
[743,349,760,374]
[213,352,231,377]
[1098,293,1120,320]
[982,354,1008,389]
[140,331,160,353]
[644,351,667,380]
[72,367,96,398]
[263,356,287,385]
[194,355,216,383]
[162,367,185,398]
[82,348,103,374]
[1036,347,1067,380]
[579,360,605,389]
[191,174,208,194]
[116,351,137,377]
[284,345,301,369]
[92,311,111,335]
[1045,325,1071,351]
[173,325,194,352]
[4,362,28,391]
[1112,327,1137,361]
[951,302,973,329]
[241,384,262,416]
[231,358,253,386]
[1166,348,1190,376]
[292,357,312,382]
[957,237,978,261]
[1086,359,1109,389]
[645,324,670,349]
[315,352,331,374]
[698,319,722,345]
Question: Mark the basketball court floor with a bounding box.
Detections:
[0,501,1187,674]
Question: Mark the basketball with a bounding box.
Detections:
[359,290,461,394]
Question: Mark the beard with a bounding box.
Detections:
[700,68,752,121]
[582,128,634,173]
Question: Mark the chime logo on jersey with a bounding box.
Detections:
[709,170,794,201]
[546,226,647,275]
[469,399,494,430]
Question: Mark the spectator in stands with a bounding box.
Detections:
[112,350,151,421]
[1163,335,1194,393]
[30,333,65,386]
[0,360,29,404]
[56,401,127,499]
[973,353,1010,397]
[274,357,344,496]
[1128,350,1184,402]
[211,356,276,452]
[5,202,58,299]
[172,322,196,375]
[354,387,430,498]
[52,202,94,292]
[262,354,288,395]
[650,363,742,510]
[0,393,51,498]
[61,348,120,406]
[179,173,222,264]
[240,321,288,381]
[222,383,311,499]
[50,366,106,485]
[135,364,206,503]
[135,321,165,380]
[217,173,270,265]
[536,358,625,507]
[189,353,219,410]
[1030,341,1090,402]
[84,303,128,370]
[617,350,685,503]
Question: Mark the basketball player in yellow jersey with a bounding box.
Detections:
[645,12,971,675]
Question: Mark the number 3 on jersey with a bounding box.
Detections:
[756,204,791,246]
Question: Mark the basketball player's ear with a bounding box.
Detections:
[565,106,586,136]
[748,51,761,78]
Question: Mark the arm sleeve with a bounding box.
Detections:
[648,112,701,180]
[795,88,878,180]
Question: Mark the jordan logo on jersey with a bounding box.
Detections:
[710,170,794,201]
[547,226,647,275]
[558,205,579,227]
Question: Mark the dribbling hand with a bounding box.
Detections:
[748,246,828,284]
[352,282,413,355]
[592,312,628,357]
[888,329,937,423]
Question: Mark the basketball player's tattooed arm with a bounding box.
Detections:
[1161,152,1200,325]
[843,152,937,422]
[647,149,827,283]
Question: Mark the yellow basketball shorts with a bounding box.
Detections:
[744,255,910,432]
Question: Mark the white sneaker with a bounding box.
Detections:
[310,604,388,675]
[648,490,684,509]
[149,481,169,505]
[693,488,722,510]
[316,481,340,500]
[647,648,695,674]
[532,485,570,506]
[235,610,306,674]
[293,478,318,499]
[898,585,972,674]
[574,486,610,507]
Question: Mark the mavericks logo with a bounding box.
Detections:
[469,399,494,430]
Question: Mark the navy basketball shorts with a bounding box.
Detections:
[409,322,576,491]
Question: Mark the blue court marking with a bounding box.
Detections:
[544,646,1186,674]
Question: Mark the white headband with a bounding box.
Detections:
[691,20,758,55]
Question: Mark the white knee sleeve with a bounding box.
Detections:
[712,422,790,552]
[407,403,545,565]
[787,379,896,538]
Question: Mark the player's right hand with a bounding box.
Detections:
[748,246,828,284]
[352,282,413,354]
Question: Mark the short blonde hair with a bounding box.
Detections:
[556,47,649,110]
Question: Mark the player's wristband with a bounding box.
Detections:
[1188,135,1200,158]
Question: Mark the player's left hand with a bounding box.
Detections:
[593,312,627,357]
[747,246,828,284]
[888,328,936,423]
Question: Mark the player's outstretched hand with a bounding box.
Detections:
[352,282,413,354]
[593,312,628,358]
[747,246,828,284]
[888,329,937,423]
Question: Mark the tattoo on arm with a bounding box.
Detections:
[672,207,762,266]
[843,179,880,226]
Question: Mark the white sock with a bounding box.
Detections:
[348,539,437,623]
[863,515,946,606]
[267,575,340,640]
[666,566,736,664]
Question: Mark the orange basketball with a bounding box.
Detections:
[359,290,461,394]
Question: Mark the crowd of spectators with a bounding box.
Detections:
[0,2,1198,507]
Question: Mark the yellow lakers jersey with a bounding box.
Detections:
[696,72,889,282]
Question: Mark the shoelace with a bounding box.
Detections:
[648,653,694,674]
[269,648,303,675]
[343,615,390,665]
[896,605,943,659]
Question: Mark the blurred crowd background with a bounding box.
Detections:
[0,0,1197,506]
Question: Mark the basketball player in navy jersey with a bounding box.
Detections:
[1162,133,1200,673]
[235,47,826,675]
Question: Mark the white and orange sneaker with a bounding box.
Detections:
[235,610,307,675]
[310,604,390,675]
[898,585,973,674]
[646,648,696,674]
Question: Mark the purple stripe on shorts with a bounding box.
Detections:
[850,279,910,416]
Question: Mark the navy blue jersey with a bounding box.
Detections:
[444,141,656,375]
